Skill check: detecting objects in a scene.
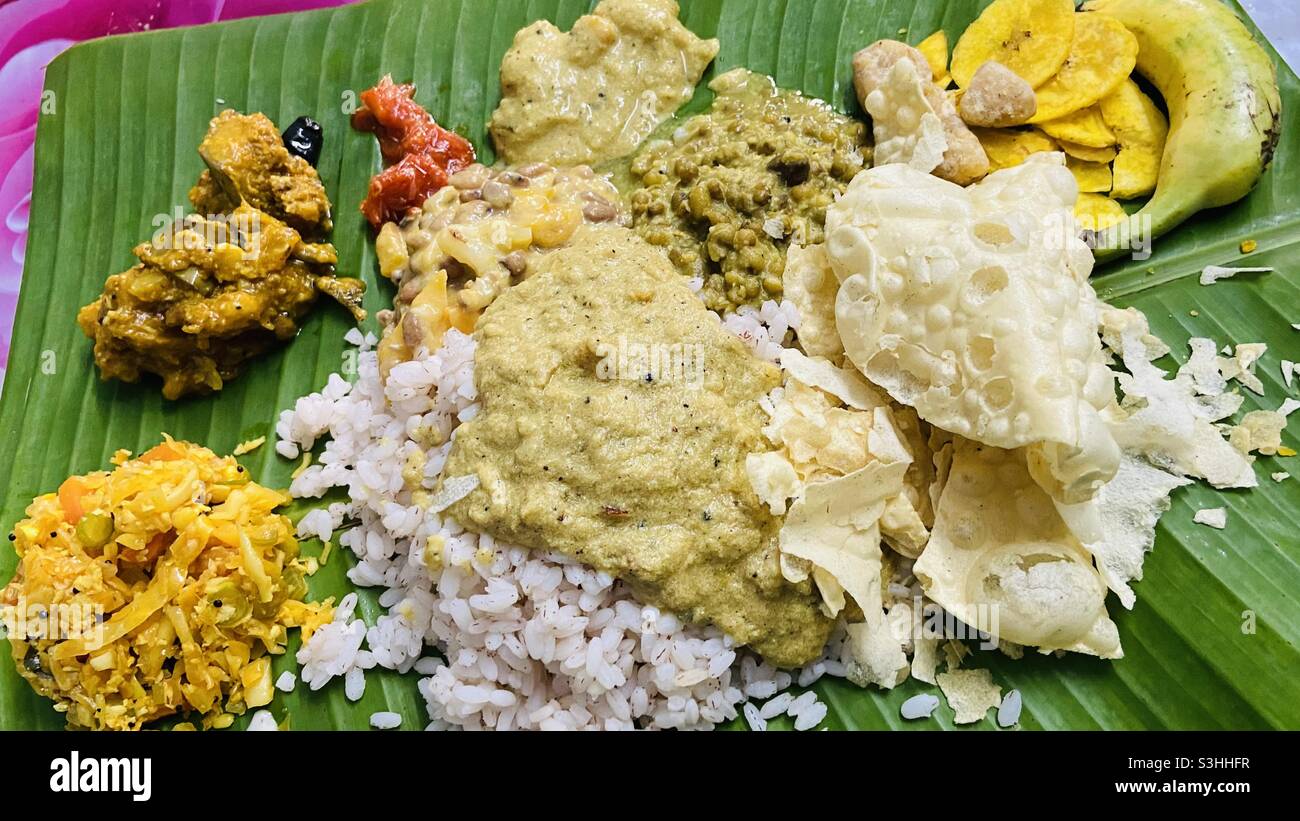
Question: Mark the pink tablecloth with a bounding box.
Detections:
[0,0,360,389]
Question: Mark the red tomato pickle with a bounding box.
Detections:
[352,75,476,228]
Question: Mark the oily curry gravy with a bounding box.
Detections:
[489,0,719,168]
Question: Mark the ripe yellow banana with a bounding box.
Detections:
[1081,0,1281,258]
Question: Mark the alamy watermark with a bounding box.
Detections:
[1044,211,1154,261]
[0,598,105,645]
[50,751,151,802]
[891,596,1000,651]
[149,207,264,261]
[595,335,705,391]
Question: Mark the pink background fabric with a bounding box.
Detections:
[0,0,358,389]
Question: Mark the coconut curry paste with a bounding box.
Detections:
[489,0,718,168]
[444,226,832,666]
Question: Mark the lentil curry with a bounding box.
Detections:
[630,68,870,313]
[371,160,628,379]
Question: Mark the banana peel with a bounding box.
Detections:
[1081,0,1282,261]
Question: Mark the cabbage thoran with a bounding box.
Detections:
[0,439,331,730]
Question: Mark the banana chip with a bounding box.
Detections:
[951,0,1075,89]
[1037,104,1116,147]
[1058,139,1118,163]
[1066,155,1113,193]
[1074,192,1127,231]
[971,126,1057,170]
[1029,14,1138,123]
[1100,78,1168,199]
[917,29,950,88]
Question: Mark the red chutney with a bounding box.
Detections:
[352,76,475,228]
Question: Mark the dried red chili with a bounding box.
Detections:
[352,75,475,228]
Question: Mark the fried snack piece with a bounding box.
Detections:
[958,61,1037,127]
[1029,14,1138,123]
[1066,155,1113,193]
[1100,78,1169,199]
[189,110,333,237]
[864,59,948,172]
[916,30,951,87]
[1075,192,1128,230]
[853,40,988,185]
[971,126,1057,171]
[951,0,1075,89]
[1038,105,1116,148]
[1058,140,1118,163]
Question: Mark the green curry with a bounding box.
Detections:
[629,69,870,313]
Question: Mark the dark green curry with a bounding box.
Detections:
[629,69,870,313]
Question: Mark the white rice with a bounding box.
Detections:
[759,691,795,719]
[246,710,278,731]
[793,701,828,730]
[900,693,940,720]
[369,711,402,729]
[281,330,837,730]
[296,592,374,691]
[344,667,366,701]
[722,299,801,364]
[787,690,819,718]
[997,689,1023,728]
[274,671,296,693]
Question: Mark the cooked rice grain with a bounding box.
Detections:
[281,333,838,730]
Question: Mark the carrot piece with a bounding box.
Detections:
[140,442,183,462]
[58,477,88,523]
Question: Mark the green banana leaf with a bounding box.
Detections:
[1,0,1296,731]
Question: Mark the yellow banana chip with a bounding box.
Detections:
[951,0,1075,89]
[917,30,951,87]
[972,126,1057,170]
[1100,78,1169,199]
[1058,139,1118,163]
[1075,192,1127,231]
[1037,105,1116,147]
[1029,14,1138,123]
[1066,155,1113,193]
